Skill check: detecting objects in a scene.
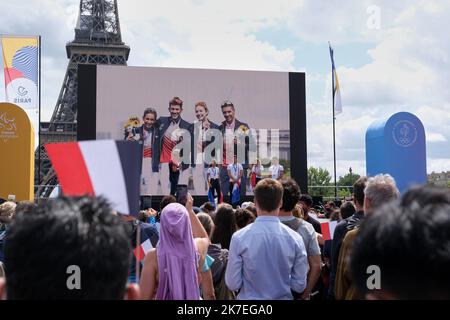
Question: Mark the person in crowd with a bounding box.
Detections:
[200,202,216,219]
[339,201,356,220]
[207,160,222,204]
[235,208,256,230]
[0,197,139,300]
[219,100,253,201]
[122,211,159,284]
[156,195,176,222]
[0,201,16,229]
[329,177,367,299]
[268,157,284,180]
[14,201,36,215]
[249,159,263,190]
[351,185,450,300]
[298,194,321,233]
[335,174,400,300]
[190,102,220,195]
[211,204,237,250]
[241,201,257,217]
[227,156,244,206]
[126,108,160,197]
[197,213,234,299]
[323,201,337,219]
[329,210,341,222]
[323,209,341,275]
[278,179,321,300]
[292,203,304,219]
[0,201,17,263]
[225,179,308,300]
[137,208,157,224]
[157,97,192,195]
[139,195,210,300]
[159,195,176,212]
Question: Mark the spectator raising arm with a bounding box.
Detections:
[186,193,209,240]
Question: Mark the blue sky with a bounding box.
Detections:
[1,0,449,178]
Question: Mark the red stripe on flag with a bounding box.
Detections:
[45,142,95,196]
[160,136,177,163]
[321,222,332,241]
[133,246,145,261]
[143,147,152,158]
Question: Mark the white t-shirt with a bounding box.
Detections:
[227,163,243,180]
[251,165,264,178]
[207,167,220,180]
[269,164,284,179]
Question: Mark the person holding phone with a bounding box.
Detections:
[176,184,188,206]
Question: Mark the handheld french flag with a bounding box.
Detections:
[45,140,142,216]
[231,181,240,205]
[133,239,153,261]
[320,220,338,241]
[208,188,216,208]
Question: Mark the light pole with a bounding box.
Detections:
[349,167,353,194]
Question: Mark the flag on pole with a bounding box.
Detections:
[207,188,216,208]
[328,43,342,114]
[133,238,153,261]
[45,140,142,216]
[320,220,338,241]
[231,181,240,206]
[1,35,39,139]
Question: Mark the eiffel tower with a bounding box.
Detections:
[36,0,130,198]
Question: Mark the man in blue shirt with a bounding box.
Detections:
[225,178,308,300]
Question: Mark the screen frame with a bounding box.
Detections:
[77,64,308,196]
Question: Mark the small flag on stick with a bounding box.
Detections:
[320,220,338,241]
[133,239,153,261]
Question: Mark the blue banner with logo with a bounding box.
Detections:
[366,112,427,194]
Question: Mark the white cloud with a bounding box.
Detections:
[120,0,299,71]
[426,133,447,143]
[302,0,450,176]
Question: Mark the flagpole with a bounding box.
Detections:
[330,43,338,199]
[135,220,141,283]
[38,35,42,203]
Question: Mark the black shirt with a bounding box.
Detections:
[304,213,322,234]
[328,210,365,297]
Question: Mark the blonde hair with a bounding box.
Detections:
[293,204,304,219]
[0,201,17,222]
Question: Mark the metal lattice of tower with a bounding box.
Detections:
[36,0,130,198]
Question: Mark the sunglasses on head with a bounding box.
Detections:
[221,101,234,108]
